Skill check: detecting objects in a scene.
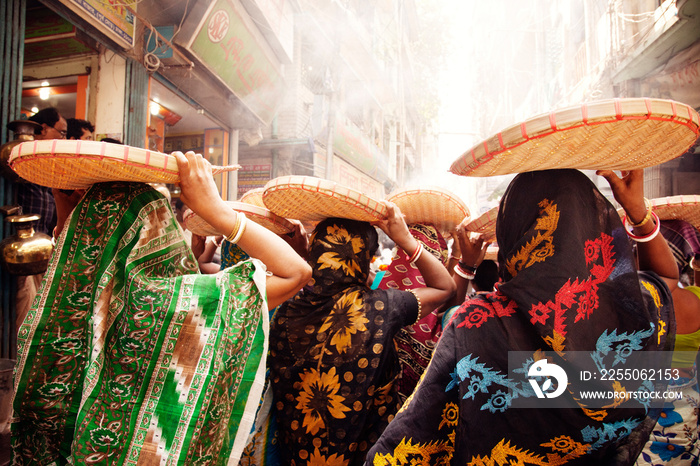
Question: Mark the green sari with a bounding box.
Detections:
[12,182,269,465]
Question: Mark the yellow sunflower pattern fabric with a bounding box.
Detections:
[270,218,420,465]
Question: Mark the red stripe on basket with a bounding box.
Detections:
[644,98,652,117]
[497,132,505,150]
[145,150,150,167]
[459,109,700,175]
[549,112,557,131]
[51,139,57,155]
[520,122,528,140]
[100,141,106,158]
[123,145,129,162]
[582,104,588,124]
[76,140,82,157]
[671,101,678,119]
[614,99,622,119]
[483,141,490,157]
[32,140,38,156]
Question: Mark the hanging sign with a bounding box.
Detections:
[185,0,285,125]
[59,0,136,49]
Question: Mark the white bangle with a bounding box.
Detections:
[409,244,423,264]
[454,264,475,280]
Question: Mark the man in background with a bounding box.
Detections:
[15,107,66,333]
[66,118,94,140]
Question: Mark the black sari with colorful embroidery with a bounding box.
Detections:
[269,218,418,465]
[366,169,675,465]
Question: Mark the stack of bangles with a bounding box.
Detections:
[225,212,248,243]
[407,242,423,263]
[622,199,660,243]
[454,261,476,280]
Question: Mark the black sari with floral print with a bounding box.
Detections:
[269,218,418,466]
[366,169,675,465]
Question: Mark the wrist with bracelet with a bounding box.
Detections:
[406,242,423,264]
[454,260,477,280]
[623,209,660,243]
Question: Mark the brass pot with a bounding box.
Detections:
[0,214,53,275]
[0,119,41,183]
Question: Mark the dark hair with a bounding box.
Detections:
[100,137,122,144]
[66,118,95,139]
[473,260,498,292]
[28,107,61,132]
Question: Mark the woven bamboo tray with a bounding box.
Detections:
[386,186,469,233]
[263,176,388,222]
[183,201,294,236]
[239,187,266,207]
[465,205,499,241]
[9,140,239,189]
[450,98,700,177]
[617,195,700,231]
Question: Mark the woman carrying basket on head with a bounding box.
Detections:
[268,203,456,465]
[366,169,678,465]
[11,151,311,465]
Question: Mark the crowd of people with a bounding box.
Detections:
[7,107,700,465]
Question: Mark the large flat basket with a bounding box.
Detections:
[450,98,699,177]
[263,176,388,222]
[9,140,239,189]
[386,187,469,233]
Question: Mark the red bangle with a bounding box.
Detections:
[407,243,422,263]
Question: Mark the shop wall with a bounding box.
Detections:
[94,51,126,141]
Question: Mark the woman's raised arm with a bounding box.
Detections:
[374,202,455,318]
[175,151,311,308]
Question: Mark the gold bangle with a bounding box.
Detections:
[627,197,653,228]
[225,212,243,243]
[229,213,248,244]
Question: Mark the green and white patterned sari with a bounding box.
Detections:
[12,182,268,465]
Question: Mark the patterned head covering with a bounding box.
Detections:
[304,217,378,298]
[368,169,674,465]
[494,169,655,352]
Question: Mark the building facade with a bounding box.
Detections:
[0,0,430,357]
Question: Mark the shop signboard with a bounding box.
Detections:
[185,0,285,125]
[335,158,384,200]
[59,0,135,49]
[333,119,390,183]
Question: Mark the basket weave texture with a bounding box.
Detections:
[650,195,700,231]
[465,205,499,241]
[263,176,388,222]
[450,98,700,177]
[9,140,239,189]
[616,195,700,231]
[386,187,469,233]
[183,201,294,236]
[239,187,266,208]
